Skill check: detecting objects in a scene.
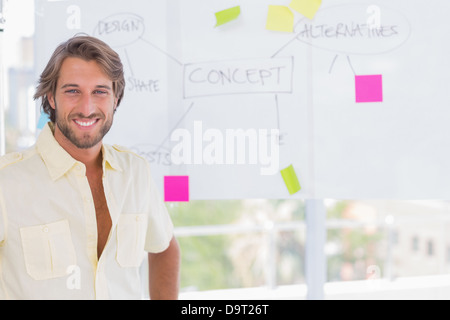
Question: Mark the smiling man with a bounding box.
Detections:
[0,36,180,300]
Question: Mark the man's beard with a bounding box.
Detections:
[54,103,114,149]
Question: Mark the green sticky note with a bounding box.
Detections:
[266,5,294,33]
[289,0,322,20]
[281,165,301,195]
[215,6,241,27]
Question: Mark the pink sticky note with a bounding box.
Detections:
[355,75,383,103]
[164,176,189,202]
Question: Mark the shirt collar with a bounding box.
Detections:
[102,144,123,173]
[37,123,122,181]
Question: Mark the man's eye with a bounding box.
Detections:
[65,89,79,94]
[94,90,108,95]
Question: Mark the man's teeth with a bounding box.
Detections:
[75,120,96,127]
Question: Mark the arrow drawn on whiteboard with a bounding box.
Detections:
[328,54,357,75]
[140,37,184,66]
[123,48,135,77]
[275,94,281,131]
[155,102,195,153]
[346,55,356,75]
[328,54,338,74]
[274,94,288,147]
[271,36,298,58]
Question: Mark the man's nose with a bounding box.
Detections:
[78,94,96,116]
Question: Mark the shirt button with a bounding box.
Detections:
[42,226,49,233]
[75,164,85,173]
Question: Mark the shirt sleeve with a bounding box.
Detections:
[144,165,174,253]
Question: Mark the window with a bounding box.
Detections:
[169,200,306,292]
[1,0,36,154]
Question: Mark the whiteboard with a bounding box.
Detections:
[35,0,450,199]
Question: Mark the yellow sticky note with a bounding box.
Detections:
[266,5,294,33]
[280,165,301,195]
[215,6,241,27]
[289,0,322,20]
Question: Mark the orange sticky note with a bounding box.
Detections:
[266,5,294,33]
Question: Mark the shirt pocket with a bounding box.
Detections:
[116,214,147,268]
[20,220,77,281]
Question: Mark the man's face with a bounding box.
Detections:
[48,57,117,150]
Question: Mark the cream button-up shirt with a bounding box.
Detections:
[0,123,174,300]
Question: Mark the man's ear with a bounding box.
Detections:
[47,92,56,110]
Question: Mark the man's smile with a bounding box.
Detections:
[73,119,100,128]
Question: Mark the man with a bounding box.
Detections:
[0,36,180,300]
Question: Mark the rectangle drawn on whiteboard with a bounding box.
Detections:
[183,57,294,98]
